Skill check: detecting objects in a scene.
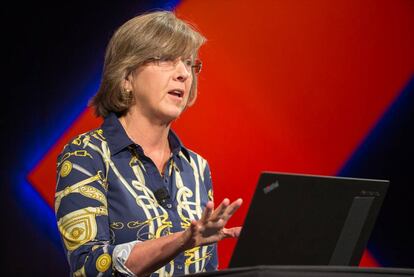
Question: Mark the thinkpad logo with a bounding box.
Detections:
[263,181,279,194]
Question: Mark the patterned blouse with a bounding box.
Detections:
[55,112,217,276]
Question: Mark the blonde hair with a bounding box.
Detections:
[90,11,206,117]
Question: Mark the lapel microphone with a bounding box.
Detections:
[154,187,171,208]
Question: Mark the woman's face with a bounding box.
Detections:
[126,57,194,124]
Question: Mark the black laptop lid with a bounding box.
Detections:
[229,172,389,268]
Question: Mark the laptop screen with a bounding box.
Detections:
[229,172,389,268]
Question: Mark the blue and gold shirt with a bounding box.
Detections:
[55,113,217,276]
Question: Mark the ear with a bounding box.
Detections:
[123,73,133,92]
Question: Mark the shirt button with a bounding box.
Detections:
[166,204,172,209]
[177,265,183,270]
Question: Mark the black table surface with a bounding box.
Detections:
[187,266,414,277]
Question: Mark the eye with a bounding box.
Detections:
[184,58,193,67]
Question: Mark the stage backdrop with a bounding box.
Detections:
[5,0,413,275]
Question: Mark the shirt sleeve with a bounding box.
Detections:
[112,241,140,276]
[55,136,120,276]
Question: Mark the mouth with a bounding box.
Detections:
[167,89,184,98]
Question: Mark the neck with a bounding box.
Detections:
[120,109,171,152]
[120,109,172,175]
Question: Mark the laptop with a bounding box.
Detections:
[229,171,389,267]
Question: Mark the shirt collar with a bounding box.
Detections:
[101,112,134,155]
[101,112,191,162]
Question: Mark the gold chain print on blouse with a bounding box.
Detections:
[129,148,174,276]
[56,120,217,276]
[58,206,108,251]
[176,152,211,274]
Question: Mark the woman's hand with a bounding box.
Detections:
[124,198,242,275]
[182,198,243,249]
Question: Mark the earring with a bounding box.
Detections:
[123,89,133,104]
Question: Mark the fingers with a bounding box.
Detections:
[222,198,243,221]
[200,201,214,223]
[210,198,229,221]
[223,226,242,238]
[208,198,243,223]
[189,198,243,247]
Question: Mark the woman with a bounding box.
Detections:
[55,10,242,277]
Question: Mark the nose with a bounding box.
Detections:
[173,60,191,82]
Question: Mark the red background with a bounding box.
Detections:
[28,0,414,269]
